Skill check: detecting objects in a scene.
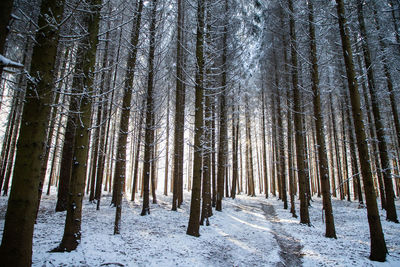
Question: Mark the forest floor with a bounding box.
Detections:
[0,189,400,266]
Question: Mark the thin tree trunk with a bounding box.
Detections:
[114,0,143,234]
[276,61,287,208]
[261,87,268,198]
[172,0,186,211]
[131,98,145,202]
[200,52,212,223]
[288,0,310,225]
[307,0,336,238]
[231,103,239,199]
[150,128,157,204]
[216,1,229,210]
[140,0,157,216]
[186,0,205,237]
[164,87,170,196]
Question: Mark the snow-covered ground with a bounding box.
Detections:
[0,189,399,266]
[269,196,400,267]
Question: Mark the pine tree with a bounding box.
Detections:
[172,0,186,211]
[356,0,398,223]
[114,0,144,233]
[0,0,65,264]
[216,0,229,211]
[288,0,310,225]
[187,0,205,237]
[53,0,102,252]
[307,0,336,238]
[335,0,387,261]
[141,0,158,216]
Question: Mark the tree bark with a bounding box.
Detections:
[187,0,205,237]
[0,0,65,264]
[164,87,170,196]
[140,0,157,216]
[357,0,398,223]
[288,0,310,225]
[131,98,145,202]
[114,0,143,234]
[335,0,387,261]
[307,0,336,238]
[261,86,268,198]
[172,0,186,211]
[54,0,101,252]
[216,0,229,211]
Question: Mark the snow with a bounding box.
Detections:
[268,196,400,267]
[0,190,399,266]
[0,54,24,68]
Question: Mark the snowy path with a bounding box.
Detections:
[227,198,303,266]
[260,203,303,267]
[0,191,284,267]
[123,195,283,266]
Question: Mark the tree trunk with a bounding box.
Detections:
[261,87,268,198]
[231,103,239,199]
[307,0,336,238]
[55,109,75,212]
[114,0,143,234]
[186,0,205,237]
[288,0,310,225]
[140,0,157,216]
[276,67,287,209]
[54,0,101,252]
[164,87,170,196]
[172,0,186,211]
[245,99,256,197]
[335,0,387,261]
[357,0,398,222]
[211,101,217,205]
[200,70,212,225]
[0,0,65,264]
[131,98,145,202]
[329,92,343,200]
[150,129,158,204]
[216,0,229,210]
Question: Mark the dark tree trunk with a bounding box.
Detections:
[364,1,398,222]
[0,0,65,265]
[55,111,75,212]
[261,87,268,198]
[114,0,144,234]
[131,99,145,202]
[335,0,387,261]
[140,0,157,216]
[172,0,186,211]
[187,0,205,237]
[164,88,170,196]
[288,0,310,225]
[216,0,229,209]
[307,0,336,238]
[53,0,101,252]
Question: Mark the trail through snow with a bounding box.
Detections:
[261,203,303,267]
